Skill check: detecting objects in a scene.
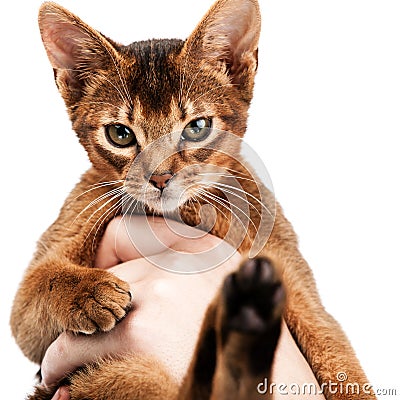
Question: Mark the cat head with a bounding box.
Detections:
[38,0,261,213]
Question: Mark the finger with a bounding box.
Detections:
[122,217,239,274]
[51,386,70,400]
[95,215,214,267]
[95,214,241,277]
[121,215,212,258]
[95,216,130,268]
[41,328,130,387]
[95,216,171,268]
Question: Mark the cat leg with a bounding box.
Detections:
[282,263,376,400]
[28,384,59,400]
[200,257,284,400]
[29,356,179,400]
[261,224,377,400]
[10,169,132,364]
[11,259,132,364]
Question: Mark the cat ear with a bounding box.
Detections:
[38,2,119,105]
[184,0,261,93]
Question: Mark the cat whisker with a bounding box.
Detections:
[198,172,257,184]
[89,101,131,116]
[86,196,125,251]
[198,187,258,233]
[87,187,123,207]
[196,189,253,242]
[200,180,263,219]
[76,187,124,222]
[69,187,124,229]
[114,65,133,112]
[121,192,140,217]
[99,75,132,112]
[85,190,137,249]
[85,191,123,226]
[191,82,237,106]
[112,205,126,257]
[74,189,125,242]
[178,34,198,106]
[184,59,211,99]
[196,189,232,220]
[90,201,122,249]
[194,192,231,225]
[73,180,124,201]
[205,180,275,219]
[96,40,133,110]
[62,65,130,112]
[89,179,125,188]
[224,166,251,178]
[114,194,139,254]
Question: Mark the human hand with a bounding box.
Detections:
[43,215,241,398]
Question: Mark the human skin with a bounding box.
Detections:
[44,216,325,400]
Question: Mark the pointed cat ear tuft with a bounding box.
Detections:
[184,0,261,91]
[38,2,119,104]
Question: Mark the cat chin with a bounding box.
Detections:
[145,196,184,214]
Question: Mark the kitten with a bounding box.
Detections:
[10,0,374,399]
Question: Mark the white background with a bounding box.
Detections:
[1,0,399,398]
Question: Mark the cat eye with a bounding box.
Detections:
[105,124,137,148]
[181,118,212,142]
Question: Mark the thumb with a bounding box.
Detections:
[51,386,70,400]
[41,330,123,387]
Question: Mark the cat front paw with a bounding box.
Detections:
[63,269,132,334]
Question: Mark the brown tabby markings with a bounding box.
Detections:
[10,0,375,399]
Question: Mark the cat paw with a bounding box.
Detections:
[223,257,285,334]
[220,257,285,375]
[65,270,132,334]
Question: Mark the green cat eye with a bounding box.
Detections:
[106,124,137,148]
[181,118,212,142]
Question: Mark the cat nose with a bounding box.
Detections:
[149,172,173,191]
